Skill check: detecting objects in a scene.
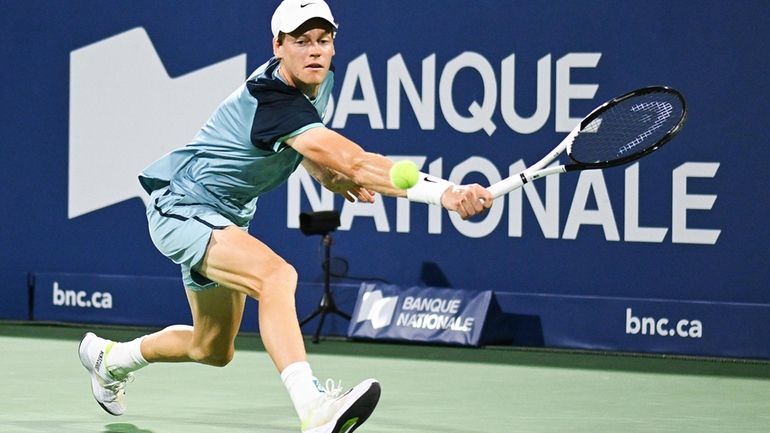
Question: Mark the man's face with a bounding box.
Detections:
[274,22,335,96]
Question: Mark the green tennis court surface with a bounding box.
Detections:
[1,323,769,433]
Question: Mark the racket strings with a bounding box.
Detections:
[569,90,685,165]
[617,100,674,155]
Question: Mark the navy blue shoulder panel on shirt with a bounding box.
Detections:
[246,60,322,152]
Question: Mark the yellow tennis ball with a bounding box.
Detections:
[389,160,419,190]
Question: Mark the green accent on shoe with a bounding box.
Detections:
[103,341,116,376]
[103,341,115,361]
[339,417,359,433]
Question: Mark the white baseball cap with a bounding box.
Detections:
[271,0,338,37]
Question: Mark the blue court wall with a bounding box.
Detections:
[1,1,768,358]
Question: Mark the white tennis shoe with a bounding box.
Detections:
[78,332,133,416]
[301,378,381,433]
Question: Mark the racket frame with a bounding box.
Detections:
[487,86,687,199]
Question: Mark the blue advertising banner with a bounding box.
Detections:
[32,273,192,327]
[1,1,768,359]
[348,283,509,347]
[494,293,770,360]
[0,271,30,320]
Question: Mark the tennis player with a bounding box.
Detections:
[78,1,492,432]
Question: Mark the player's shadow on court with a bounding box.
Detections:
[103,423,156,433]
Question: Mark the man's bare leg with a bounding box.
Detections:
[139,286,246,365]
[197,226,306,371]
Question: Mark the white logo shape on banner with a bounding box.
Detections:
[68,27,246,218]
[355,289,398,329]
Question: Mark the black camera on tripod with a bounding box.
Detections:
[299,210,340,236]
[298,210,350,343]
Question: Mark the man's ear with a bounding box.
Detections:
[273,37,283,58]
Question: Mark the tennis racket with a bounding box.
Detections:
[487,86,687,199]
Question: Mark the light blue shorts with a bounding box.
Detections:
[146,187,243,291]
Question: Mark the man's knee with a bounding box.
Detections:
[189,344,234,367]
[252,261,298,300]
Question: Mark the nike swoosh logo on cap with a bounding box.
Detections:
[300,2,314,7]
[423,177,436,183]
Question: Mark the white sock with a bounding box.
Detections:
[281,361,324,419]
[105,336,149,378]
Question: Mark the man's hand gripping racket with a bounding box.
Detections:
[487,86,687,198]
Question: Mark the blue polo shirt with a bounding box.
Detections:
[139,57,334,226]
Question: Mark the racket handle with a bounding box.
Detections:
[487,175,525,199]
